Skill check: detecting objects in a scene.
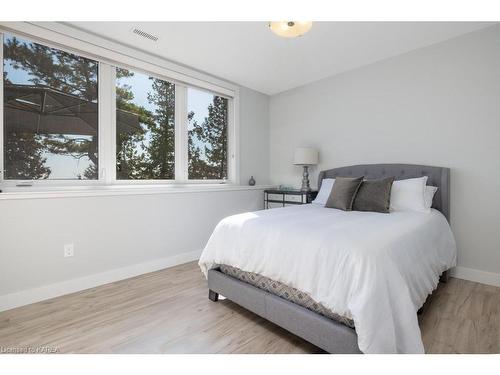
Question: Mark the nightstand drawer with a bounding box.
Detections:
[267,193,305,203]
[284,194,304,203]
[267,193,285,201]
[264,189,318,210]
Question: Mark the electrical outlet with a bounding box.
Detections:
[64,243,74,257]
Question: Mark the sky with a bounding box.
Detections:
[117,70,213,130]
[117,70,214,161]
[4,32,216,180]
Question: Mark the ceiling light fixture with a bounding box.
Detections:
[269,21,313,38]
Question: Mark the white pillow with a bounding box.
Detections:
[390,176,429,213]
[312,178,335,206]
[424,186,438,209]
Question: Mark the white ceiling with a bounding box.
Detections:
[68,22,494,95]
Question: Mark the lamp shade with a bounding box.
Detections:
[293,147,318,165]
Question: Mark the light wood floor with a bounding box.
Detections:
[0,261,499,354]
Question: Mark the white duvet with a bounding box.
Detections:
[199,204,456,353]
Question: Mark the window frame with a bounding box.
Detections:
[185,85,234,183]
[187,96,236,184]
[113,64,179,183]
[0,31,105,187]
[0,25,239,190]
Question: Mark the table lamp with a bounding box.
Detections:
[293,147,319,192]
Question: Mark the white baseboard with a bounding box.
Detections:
[2,255,498,313]
[0,249,202,312]
[451,266,500,287]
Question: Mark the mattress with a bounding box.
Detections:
[219,264,355,328]
[199,204,456,353]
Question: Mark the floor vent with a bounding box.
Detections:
[131,28,159,42]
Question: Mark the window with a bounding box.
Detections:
[115,68,175,180]
[2,33,99,180]
[188,87,228,180]
[0,28,237,189]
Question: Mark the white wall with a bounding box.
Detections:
[270,25,500,279]
[0,188,265,306]
[239,87,270,185]
[0,20,271,310]
[0,84,270,310]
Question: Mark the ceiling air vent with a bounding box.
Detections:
[131,28,159,42]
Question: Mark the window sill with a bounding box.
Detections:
[0,184,275,200]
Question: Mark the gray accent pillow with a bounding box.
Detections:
[353,177,395,213]
[325,176,364,211]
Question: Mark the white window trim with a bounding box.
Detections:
[0,31,106,188]
[99,62,114,185]
[0,22,240,192]
[175,84,188,183]
[0,184,274,201]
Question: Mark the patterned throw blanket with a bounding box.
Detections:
[219,264,355,328]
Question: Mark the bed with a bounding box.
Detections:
[199,164,457,354]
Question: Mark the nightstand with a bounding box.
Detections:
[264,189,318,209]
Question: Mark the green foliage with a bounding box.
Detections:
[3,34,98,179]
[188,96,228,180]
[4,132,50,179]
[115,69,175,180]
[4,36,98,101]
[144,78,175,178]
[4,36,229,182]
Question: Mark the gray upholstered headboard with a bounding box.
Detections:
[317,164,450,222]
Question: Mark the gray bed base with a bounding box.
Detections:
[207,163,451,354]
[208,268,449,353]
[208,268,362,353]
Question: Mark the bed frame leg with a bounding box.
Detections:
[208,289,219,302]
[440,270,450,283]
